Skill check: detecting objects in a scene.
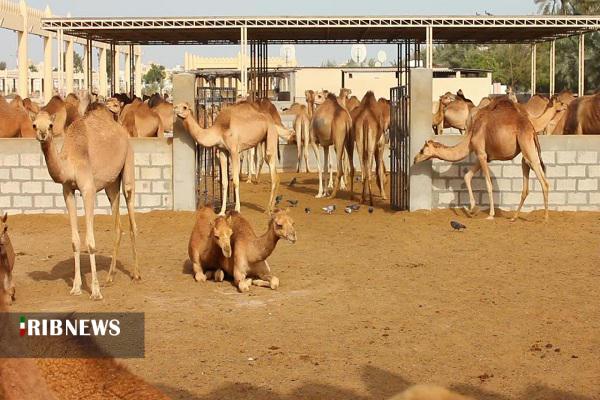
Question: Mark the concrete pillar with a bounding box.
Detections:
[65,38,74,94]
[99,47,108,97]
[172,73,197,211]
[125,49,131,94]
[82,43,88,91]
[43,35,53,102]
[113,46,120,93]
[135,50,142,97]
[550,40,556,97]
[409,68,433,211]
[578,34,585,97]
[240,26,248,97]
[530,43,537,95]
[425,26,433,69]
[17,0,28,97]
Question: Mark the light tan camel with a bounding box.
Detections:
[415,97,550,221]
[64,93,83,126]
[0,96,35,138]
[526,99,568,133]
[0,213,16,305]
[346,95,361,113]
[563,93,600,134]
[174,102,291,215]
[523,94,550,118]
[188,206,233,282]
[305,89,316,119]
[546,90,577,134]
[434,92,474,134]
[118,98,164,138]
[349,91,387,205]
[40,96,68,136]
[338,88,352,108]
[217,209,296,292]
[32,107,140,300]
[251,98,286,180]
[312,91,352,198]
[282,103,313,172]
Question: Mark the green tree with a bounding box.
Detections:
[0,61,6,70]
[143,63,166,85]
[74,52,84,73]
[320,59,338,67]
[28,64,38,72]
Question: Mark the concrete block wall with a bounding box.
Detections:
[0,138,172,215]
[431,135,600,212]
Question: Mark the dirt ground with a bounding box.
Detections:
[6,172,600,400]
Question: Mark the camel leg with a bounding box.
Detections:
[64,187,82,296]
[245,148,255,184]
[265,130,281,214]
[323,146,331,192]
[477,154,495,219]
[233,262,251,293]
[313,143,325,198]
[105,181,122,285]
[81,190,102,300]
[251,260,279,290]
[231,151,242,213]
[295,119,302,173]
[329,138,346,199]
[345,133,356,200]
[218,151,229,215]
[255,142,265,183]
[375,144,387,200]
[303,124,312,173]
[339,148,349,190]
[191,250,207,282]
[511,159,531,222]
[463,160,482,215]
[214,269,225,282]
[521,143,550,221]
[122,147,141,280]
[366,147,376,206]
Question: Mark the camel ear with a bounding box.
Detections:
[28,110,37,122]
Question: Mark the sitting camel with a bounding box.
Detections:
[0,213,16,305]
[282,103,313,173]
[217,209,296,292]
[312,91,352,198]
[0,95,35,138]
[174,102,292,215]
[32,106,140,300]
[188,206,233,282]
[415,97,550,221]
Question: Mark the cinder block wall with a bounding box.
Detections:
[431,135,600,212]
[0,138,172,215]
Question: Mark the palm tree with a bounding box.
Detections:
[534,0,599,15]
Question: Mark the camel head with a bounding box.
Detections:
[439,92,456,106]
[105,98,122,115]
[270,209,297,243]
[339,88,352,98]
[305,90,315,102]
[212,216,233,258]
[413,139,440,164]
[314,90,330,105]
[174,102,194,119]
[32,111,56,142]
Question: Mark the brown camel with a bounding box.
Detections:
[546,90,577,134]
[346,95,361,113]
[312,91,352,198]
[349,91,387,205]
[435,91,474,134]
[217,209,296,292]
[174,102,291,214]
[40,95,69,136]
[32,106,140,300]
[415,97,550,220]
[188,206,233,282]
[563,93,600,134]
[0,213,15,305]
[282,103,313,172]
[118,98,164,137]
[337,88,352,108]
[0,95,35,138]
[523,94,550,118]
[526,99,568,133]
[305,89,316,118]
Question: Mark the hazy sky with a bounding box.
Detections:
[0,0,539,68]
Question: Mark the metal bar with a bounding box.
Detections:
[531,43,537,95]
[129,44,135,98]
[549,40,556,96]
[578,33,585,96]
[86,38,93,93]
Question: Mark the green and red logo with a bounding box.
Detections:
[19,315,26,336]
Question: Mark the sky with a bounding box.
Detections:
[0,0,539,68]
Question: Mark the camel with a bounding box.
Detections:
[305,89,316,118]
[0,213,15,305]
[562,93,600,135]
[282,103,313,173]
[415,97,550,221]
[337,88,352,109]
[433,91,474,134]
[32,106,140,300]
[523,94,550,118]
[151,99,174,133]
[349,91,387,205]
[188,206,233,282]
[546,90,577,134]
[346,95,361,113]
[217,209,296,292]
[312,91,352,198]
[174,101,292,215]
[40,95,69,136]
[118,98,164,138]
[0,95,36,138]
[64,92,83,126]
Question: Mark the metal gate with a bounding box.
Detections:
[389,39,419,210]
[195,85,237,209]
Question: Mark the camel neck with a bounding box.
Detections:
[40,139,65,184]
[250,223,280,263]
[530,106,558,133]
[432,135,471,162]
[183,116,224,148]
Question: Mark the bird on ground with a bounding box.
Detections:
[450,221,466,231]
[304,207,311,214]
[289,177,297,187]
[275,195,283,205]
[322,205,336,214]
[368,207,374,214]
[347,204,360,211]
[287,199,299,207]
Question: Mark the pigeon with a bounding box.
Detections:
[304,207,311,214]
[288,177,297,187]
[344,206,353,214]
[450,221,466,231]
[322,205,336,214]
[347,204,360,211]
[368,207,374,214]
[287,199,299,207]
[275,195,283,205]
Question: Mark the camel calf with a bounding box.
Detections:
[219,209,296,292]
[188,207,233,282]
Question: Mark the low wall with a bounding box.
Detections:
[0,138,172,215]
[431,135,600,212]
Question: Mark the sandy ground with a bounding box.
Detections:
[5,172,600,400]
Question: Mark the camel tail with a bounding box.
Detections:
[533,133,546,173]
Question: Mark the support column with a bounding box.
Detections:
[125,47,131,95]
[425,26,433,69]
[113,45,120,93]
[550,40,556,97]
[99,47,108,97]
[240,26,248,97]
[65,37,74,94]
[17,0,28,97]
[43,35,53,102]
[135,49,142,97]
[578,34,585,97]
[56,29,64,95]
[530,43,537,95]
